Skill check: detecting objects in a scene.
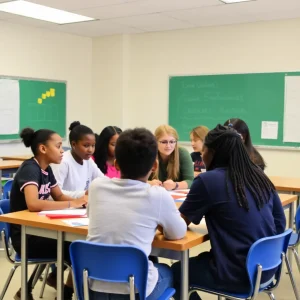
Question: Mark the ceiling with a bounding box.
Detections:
[0,0,299,37]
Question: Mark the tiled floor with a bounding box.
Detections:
[0,240,299,300]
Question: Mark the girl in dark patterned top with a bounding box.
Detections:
[10,128,87,300]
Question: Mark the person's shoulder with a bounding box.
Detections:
[90,175,110,187]
[147,185,173,202]
[19,158,40,171]
[198,168,226,184]
[191,151,201,160]
[178,147,189,155]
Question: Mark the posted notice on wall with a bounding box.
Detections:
[0,79,20,134]
[261,121,278,140]
[283,76,300,143]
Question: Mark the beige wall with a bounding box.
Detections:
[92,18,300,177]
[1,18,300,177]
[0,21,93,154]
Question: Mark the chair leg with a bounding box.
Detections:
[32,264,46,289]
[292,247,300,273]
[285,256,300,300]
[267,292,275,300]
[0,265,18,300]
[39,264,50,298]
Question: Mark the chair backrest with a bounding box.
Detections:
[0,199,11,243]
[70,241,149,300]
[3,180,13,199]
[0,200,11,246]
[246,229,292,295]
[295,205,300,233]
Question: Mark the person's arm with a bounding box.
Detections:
[158,190,187,240]
[178,147,195,188]
[179,176,212,225]
[272,192,286,234]
[162,147,194,190]
[25,185,87,212]
[52,161,86,198]
[91,159,105,179]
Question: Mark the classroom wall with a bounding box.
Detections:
[0,21,93,155]
[92,18,300,177]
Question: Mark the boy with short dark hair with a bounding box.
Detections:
[87,128,186,299]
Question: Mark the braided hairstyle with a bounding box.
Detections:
[204,124,275,211]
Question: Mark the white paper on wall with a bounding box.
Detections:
[261,121,278,140]
[0,79,20,134]
[283,76,300,143]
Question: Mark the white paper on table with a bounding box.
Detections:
[261,121,278,140]
[0,79,19,134]
[283,76,300,142]
[62,218,89,227]
[174,197,186,202]
[38,209,87,216]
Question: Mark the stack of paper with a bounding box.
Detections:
[38,209,87,219]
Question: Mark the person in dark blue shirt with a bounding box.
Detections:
[172,124,286,300]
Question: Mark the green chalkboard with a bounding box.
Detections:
[0,77,66,140]
[169,72,300,147]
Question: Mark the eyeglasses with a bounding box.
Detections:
[159,140,177,145]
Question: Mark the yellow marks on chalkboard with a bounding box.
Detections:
[37,88,56,104]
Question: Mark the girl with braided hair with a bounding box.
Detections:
[172,124,286,300]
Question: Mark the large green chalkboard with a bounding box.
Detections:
[169,72,300,147]
[0,77,66,140]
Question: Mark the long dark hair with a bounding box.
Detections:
[205,124,275,211]
[224,118,266,170]
[94,126,122,174]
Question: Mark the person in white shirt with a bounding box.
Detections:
[47,121,103,289]
[53,121,104,198]
[87,128,187,300]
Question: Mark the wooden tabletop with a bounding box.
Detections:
[0,210,208,251]
[269,176,300,193]
[0,193,296,252]
[1,155,31,161]
[0,160,23,170]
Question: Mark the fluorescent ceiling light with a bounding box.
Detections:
[0,0,95,24]
[220,0,254,3]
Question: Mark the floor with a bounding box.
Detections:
[0,240,298,300]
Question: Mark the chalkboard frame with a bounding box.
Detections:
[0,75,67,143]
[168,71,300,149]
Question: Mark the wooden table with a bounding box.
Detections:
[0,193,296,300]
[270,176,300,193]
[1,155,31,161]
[0,160,23,197]
[0,210,207,300]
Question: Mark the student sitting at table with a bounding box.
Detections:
[190,125,209,172]
[172,124,286,300]
[47,121,104,289]
[94,126,122,178]
[148,125,194,190]
[87,128,187,300]
[224,118,266,170]
[53,121,104,198]
[10,127,87,300]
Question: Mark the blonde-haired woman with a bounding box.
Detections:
[190,126,209,172]
[149,125,194,190]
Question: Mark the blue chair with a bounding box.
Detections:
[288,205,300,273]
[3,179,13,199]
[0,199,56,300]
[70,240,175,300]
[188,229,300,300]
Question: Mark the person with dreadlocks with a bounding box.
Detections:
[171,124,286,300]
